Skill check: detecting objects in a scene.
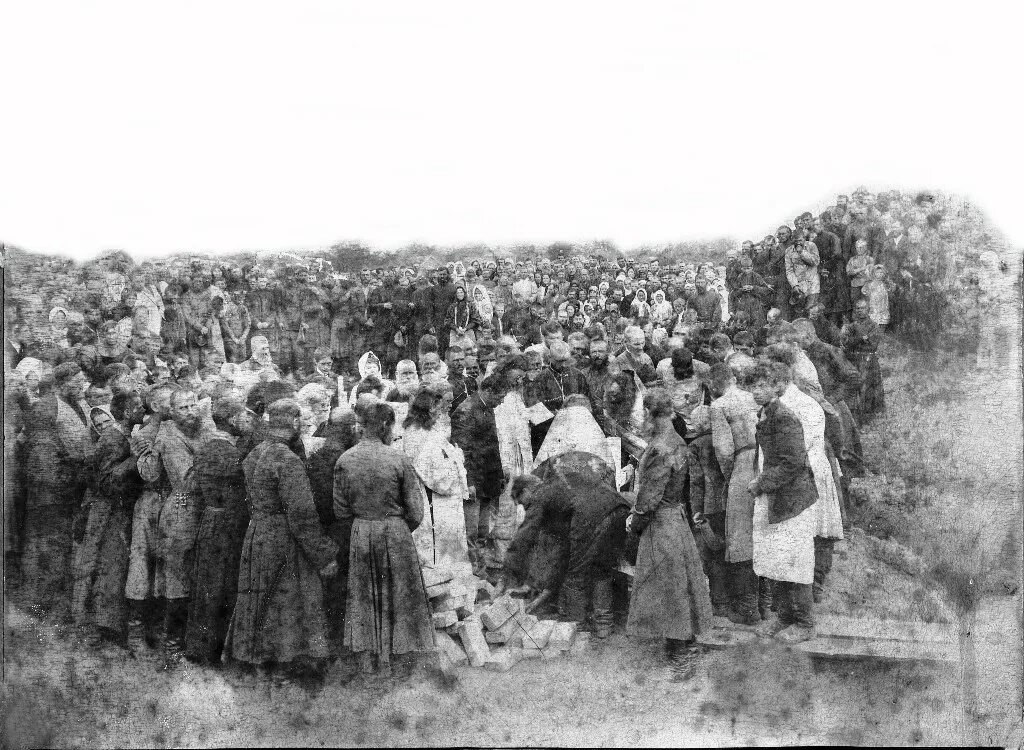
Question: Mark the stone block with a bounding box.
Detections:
[457,615,491,667]
[434,631,468,667]
[540,645,562,660]
[507,614,539,647]
[548,621,577,651]
[520,647,542,660]
[479,594,519,631]
[431,585,468,612]
[484,646,524,673]
[483,614,521,644]
[432,610,458,629]
[520,618,555,650]
[569,631,591,655]
[422,565,454,589]
[425,581,452,599]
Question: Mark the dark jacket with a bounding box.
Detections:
[753,399,817,524]
[451,393,503,499]
[804,339,861,401]
[504,472,630,584]
[535,366,592,413]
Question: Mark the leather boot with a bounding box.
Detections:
[727,562,760,626]
[757,577,774,620]
[162,598,188,668]
[591,579,614,638]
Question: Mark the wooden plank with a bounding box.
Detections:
[792,636,958,663]
[815,614,956,644]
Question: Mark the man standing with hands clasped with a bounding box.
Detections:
[451,374,506,575]
[744,360,819,643]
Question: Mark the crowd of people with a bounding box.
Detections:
[3,187,1010,685]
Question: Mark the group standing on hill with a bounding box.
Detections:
[3,187,1014,684]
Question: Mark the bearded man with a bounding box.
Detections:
[386,359,421,404]
[137,387,212,665]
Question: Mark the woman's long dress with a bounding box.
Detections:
[626,432,712,642]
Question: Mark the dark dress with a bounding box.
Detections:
[334,438,434,662]
[626,431,713,642]
[225,435,338,665]
[185,434,250,664]
[305,421,359,647]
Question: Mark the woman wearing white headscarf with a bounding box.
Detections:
[650,290,674,327]
[472,284,496,334]
[630,288,652,323]
[48,307,71,350]
[348,351,395,405]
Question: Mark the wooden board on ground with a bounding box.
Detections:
[699,629,759,649]
[792,636,958,663]
[703,615,958,663]
[814,614,956,644]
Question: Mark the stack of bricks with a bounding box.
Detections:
[424,567,592,674]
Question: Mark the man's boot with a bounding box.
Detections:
[757,577,774,620]
[591,579,614,639]
[727,562,760,626]
[127,600,154,657]
[162,597,188,668]
[813,537,834,603]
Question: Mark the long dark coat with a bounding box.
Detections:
[626,432,713,642]
[335,438,434,662]
[843,318,885,420]
[225,435,338,665]
[184,435,249,664]
[80,425,143,634]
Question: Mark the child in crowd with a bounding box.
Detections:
[846,239,873,303]
[863,264,890,329]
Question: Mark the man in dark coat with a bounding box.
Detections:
[225,399,338,685]
[503,464,630,638]
[535,341,592,416]
[451,374,506,573]
[841,299,885,423]
[305,407,360,648]
[183,399,254,665]
[80,391,146,647]
[430,267,457,357]
[812,215,849,325]
[746,360,818,643]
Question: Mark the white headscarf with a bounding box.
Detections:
[357,351,382,380]
[472,284,494,323]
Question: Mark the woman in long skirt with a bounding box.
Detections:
[336,401,435,677]
[626,388,713,681]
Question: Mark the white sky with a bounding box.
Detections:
[3,1,1022,259]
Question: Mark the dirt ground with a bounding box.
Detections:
[3,338,1022,748]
